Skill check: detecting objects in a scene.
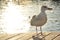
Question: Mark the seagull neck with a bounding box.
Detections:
[41,10,46,14]
[41,9,46,12]
[40,10,47,16]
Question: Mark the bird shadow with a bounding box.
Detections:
[27,32,51,40]
[32,36,42,40]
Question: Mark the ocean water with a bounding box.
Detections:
[0,1,60,34]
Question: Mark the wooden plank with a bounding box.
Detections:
[0,32,60,40]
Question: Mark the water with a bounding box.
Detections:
[0,1,60,34]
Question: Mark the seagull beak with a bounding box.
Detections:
[48,8,52,10]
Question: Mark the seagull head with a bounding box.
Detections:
[41,6,52,12]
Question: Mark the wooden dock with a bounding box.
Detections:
[0,32,60,40]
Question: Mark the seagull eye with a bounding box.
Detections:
[44,6,47,8]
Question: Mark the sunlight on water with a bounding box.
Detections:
[2,2,30,34]
[0,0,60,34]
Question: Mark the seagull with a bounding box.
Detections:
[30,6,52,35]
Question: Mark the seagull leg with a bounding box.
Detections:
[40,26,43,35]
[36,26,38,36]
[40,27,46,40]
